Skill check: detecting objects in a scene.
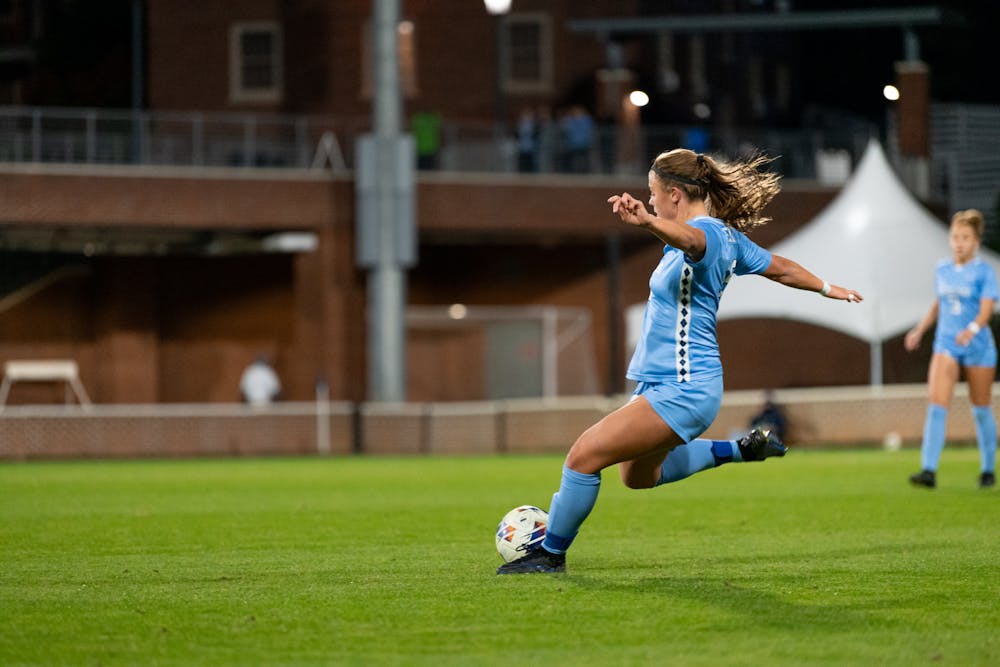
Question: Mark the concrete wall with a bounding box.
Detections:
[0,385,990,460]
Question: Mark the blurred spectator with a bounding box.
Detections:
[749,390,787,441]
[240,355,281,406]
[517,107,540,173]
[412,111,442,170]
[561,105,594,173]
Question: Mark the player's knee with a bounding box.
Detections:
[564,443,593,473]
[565,430,606,474]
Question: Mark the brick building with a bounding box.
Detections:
[0,1,943,407]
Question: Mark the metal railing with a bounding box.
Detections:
[0,105,883,180]
[0,106,366,170]
[930,103,1000,232]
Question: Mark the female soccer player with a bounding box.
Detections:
[905,209,998,490]
[498,148,863,574]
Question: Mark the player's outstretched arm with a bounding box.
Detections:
[904,301,938,351]
[762,254,862,303]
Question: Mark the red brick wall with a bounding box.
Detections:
[895,61,930,158]
[2,386,984,460]
[148,0,283,111]
[0,168,339,229]
[146,0,638,124]
[1,165,926,404]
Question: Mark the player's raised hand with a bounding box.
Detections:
[608,192,649,227]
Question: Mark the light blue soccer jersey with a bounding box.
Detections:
[627,217,772,383]
[933,256,999,350]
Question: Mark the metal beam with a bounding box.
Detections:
[567,7,946,35]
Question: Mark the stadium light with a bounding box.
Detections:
[628,90,649,107]
[483,0,512,15]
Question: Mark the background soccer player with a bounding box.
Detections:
[905,209,998,489]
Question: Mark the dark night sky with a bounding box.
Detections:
[629,0,998,126]
[769,0,999,111]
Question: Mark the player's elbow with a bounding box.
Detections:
[761,255,788,282]
[762,254,794,282]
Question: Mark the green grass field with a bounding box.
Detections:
[2,448,998,666]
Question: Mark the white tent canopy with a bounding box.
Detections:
[627,139,1000,384]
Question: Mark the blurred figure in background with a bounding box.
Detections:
[240,354,281,407]
[749,390,787,442]
[905,209,998,489]
[560,105,594,174]
[412,110,442,170]
[516,107,539,173]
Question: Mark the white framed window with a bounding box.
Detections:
[229,21,283,105]
[503,13,552,94]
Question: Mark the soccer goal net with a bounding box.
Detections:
[406,305,599,401]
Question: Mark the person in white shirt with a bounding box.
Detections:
[240,355,281,406]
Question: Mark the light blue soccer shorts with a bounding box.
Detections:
[631,376,724,443]
[934,334,997,368]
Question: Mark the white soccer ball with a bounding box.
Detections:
[883,431,903,452]
[495,505,548,562]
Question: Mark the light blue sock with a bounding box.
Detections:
[972,406,997,473]
[655,439,743,486]
[921,404,948,472]
[542,466,601,554]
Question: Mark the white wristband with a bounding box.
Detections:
[967,321,981,334]
[820,281,832,296]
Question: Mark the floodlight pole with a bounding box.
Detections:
[365,0,413,402]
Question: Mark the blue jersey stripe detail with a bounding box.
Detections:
[675,264,693,382]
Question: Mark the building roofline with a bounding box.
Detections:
[566,7,948,36]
